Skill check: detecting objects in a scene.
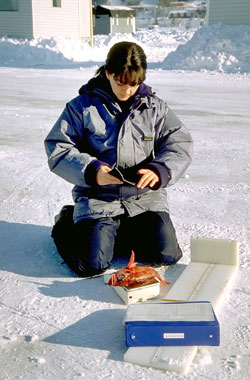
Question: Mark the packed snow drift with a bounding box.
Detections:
[0,24,250,73]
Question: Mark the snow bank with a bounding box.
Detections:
[0,24,249,73]
[0,28,193,69]
[162,24,250,73]
[0,36,97,68]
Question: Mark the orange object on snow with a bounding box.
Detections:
[108,251,169,287]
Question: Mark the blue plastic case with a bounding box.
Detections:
[125,301,220,347]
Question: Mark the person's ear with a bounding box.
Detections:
[105,70,111,80]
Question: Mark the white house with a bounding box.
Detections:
[0,0,93,44]
[206,0,250,27]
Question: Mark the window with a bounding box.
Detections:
[53,0,61,7]
[0,0,19,11]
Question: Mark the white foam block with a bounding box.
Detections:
[192,264,238,310]
[166,263,238,310]
[124,238,239,374]
[190,237,239,266]
[124,345,197,375]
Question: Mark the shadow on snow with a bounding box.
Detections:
[43,308,128,361]
[0,220,73,278]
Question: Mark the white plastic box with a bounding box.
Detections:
[104,274,161,305]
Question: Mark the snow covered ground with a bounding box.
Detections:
[0,25,249,379]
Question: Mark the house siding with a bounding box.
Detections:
[207,0,250,26]
[93,6,136,35]
[0,0,92,40]
[111,16,135,34]
[79,0,92,39]
[32,0,80,38]
[0,0,33,39]
[93,14,135,34]
[94,14,111,35]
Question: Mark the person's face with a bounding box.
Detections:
[105,70,140,101]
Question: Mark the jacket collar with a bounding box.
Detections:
[78,69,154,106]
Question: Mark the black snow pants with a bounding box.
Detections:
[51,205,182,277]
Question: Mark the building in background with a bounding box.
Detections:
[206,0,250,26]
[93,5,136,35]
[0,0,93,45]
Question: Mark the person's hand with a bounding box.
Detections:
[96,165,123,186]
[137,168,160,189]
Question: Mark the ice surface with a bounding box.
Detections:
[0,24,249,379]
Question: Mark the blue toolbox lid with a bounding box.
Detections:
[125,301,220,347]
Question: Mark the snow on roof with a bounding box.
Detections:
[95,5,136,17]
[97,5,134,11]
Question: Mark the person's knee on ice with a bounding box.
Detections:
[123,211,182,266]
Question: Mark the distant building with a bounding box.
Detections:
[0,0,93,44]
[93,5,136,35]
[206,0,250,26]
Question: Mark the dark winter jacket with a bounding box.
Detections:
[44,71,193,223]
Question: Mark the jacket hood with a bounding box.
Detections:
[78,66,110,95]
[78,66,153,99]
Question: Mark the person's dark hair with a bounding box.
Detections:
[96,41,147,86]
